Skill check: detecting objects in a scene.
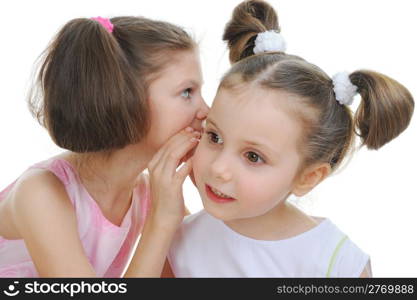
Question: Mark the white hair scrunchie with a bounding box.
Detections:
[253,30,286,54]
[332,72,358,106]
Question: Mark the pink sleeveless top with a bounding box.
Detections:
[0,158,150,277]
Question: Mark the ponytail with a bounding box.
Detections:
[350,70,414,150]
[223,0,280,63]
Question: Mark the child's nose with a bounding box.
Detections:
[196,97,209,120]
[211,154,232,182]
[191,99,209,132]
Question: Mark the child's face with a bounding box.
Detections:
[193,87,303,222]
[145,49,209,153]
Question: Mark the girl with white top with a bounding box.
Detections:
[167,0,414,277]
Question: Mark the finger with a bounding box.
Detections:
[160,137,200,177]
[161,127,196,153]
[160,136,199,176]
[148,128,198,170]
[177,131,200,166]
[174,158,193,184]
[181,142,198,165]
[153,133,199,175]
[148,134,187,170]
[156,128,199,166]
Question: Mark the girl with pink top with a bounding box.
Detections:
[0,16,208,277]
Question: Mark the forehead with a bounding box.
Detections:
[208,87,303,152]
[147,49,202,90]
[160,49,202,79]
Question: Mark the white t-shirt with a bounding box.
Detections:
[168,210,369,277]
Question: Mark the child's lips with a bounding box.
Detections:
[205,184,236,203]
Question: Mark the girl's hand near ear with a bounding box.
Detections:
[125,128,200,277]
[147,127,200,226]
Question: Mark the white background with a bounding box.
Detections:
[0,0,416,277]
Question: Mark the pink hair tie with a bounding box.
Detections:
[91,16,114,33]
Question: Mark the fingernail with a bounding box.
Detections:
[190,137,200,142]
[185,127,193,133]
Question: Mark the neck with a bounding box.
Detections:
[61,142,152,209]
[224,201,318,241]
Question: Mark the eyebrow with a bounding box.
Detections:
[205,118,217,128]
[178,79,203,88]
[242,140,278,158]
[205,118,278,158]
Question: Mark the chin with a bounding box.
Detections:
[202,201,233,221]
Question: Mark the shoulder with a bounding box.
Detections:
[324,221,370,277]
[171,210,212,247]
[10,168,75,235]
[181,209,214,232]
[168,210,213,267]
[12,168,70,208]
[171,210,221,252]
[7,168,98,276]
[359,260,373,277]
[333,236,370,277]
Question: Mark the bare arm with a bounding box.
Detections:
[359,260,373,278]
[123,215,177,277]
[124,128,200,277]
[11,170,97,277]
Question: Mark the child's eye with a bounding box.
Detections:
[181,88,192,99]
[207,131,224,144]
[245,151,264,164]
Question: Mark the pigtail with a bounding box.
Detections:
[350,70,414,150]
[223,0,280,63]
[30,18,146,152]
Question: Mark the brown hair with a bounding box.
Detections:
[29,16,195,153]
[221,0,414,172]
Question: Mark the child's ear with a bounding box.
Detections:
[292,163,331,197]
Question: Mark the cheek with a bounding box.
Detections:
[192,143,211,181]
[238,169,292,207]
[149,106,196,148]
[168,105,195,129]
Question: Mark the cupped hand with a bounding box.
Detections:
[147,127,201,225]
